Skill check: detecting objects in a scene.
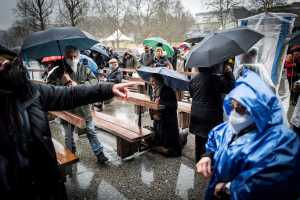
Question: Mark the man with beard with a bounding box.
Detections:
[0,44,135,199]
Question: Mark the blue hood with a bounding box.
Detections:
[224,69,283,133]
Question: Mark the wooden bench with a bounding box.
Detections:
[49,111,84,167]
[52,138,79,167]
[92,111,152,158]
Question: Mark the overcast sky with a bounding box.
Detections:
[0,0,208,30]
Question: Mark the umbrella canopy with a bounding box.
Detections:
[143,37,175,57]
[185,27,264,68]
[41,56,64,63]
[289,31,300,46]
[184,34,207,44]
[90,43,109,58]
[0,44,17,59]
[21,27,98,60]
[80,54,98,75]
[137,66,189,91]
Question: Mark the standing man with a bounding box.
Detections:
[139,45,154,67]
[47,45,108,164]
[122,50,138,69]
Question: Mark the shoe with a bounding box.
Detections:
[97,152,108,164]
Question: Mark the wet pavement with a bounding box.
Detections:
[50,99,208,200]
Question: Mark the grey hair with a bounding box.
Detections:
[64,45,79,54]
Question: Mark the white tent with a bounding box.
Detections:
[103,30,134,42]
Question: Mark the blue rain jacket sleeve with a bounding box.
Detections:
[229,126,300,200]
[204,70,300,200]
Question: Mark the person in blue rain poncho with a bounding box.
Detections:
[196,69,300,200]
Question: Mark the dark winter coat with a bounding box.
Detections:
[189,70,235,136]
[106,67,123,83]
[0,82,114,199]
[152,85,181,155]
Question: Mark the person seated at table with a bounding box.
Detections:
[149,74,182,157]
[197,69,300,200]
[153,46,173,69]
[105,58,123,83]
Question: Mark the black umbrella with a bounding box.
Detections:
[185,27,264,68]
[0,44,17,58]
[184,34,206,44]
[90,43,109,58]
[21,27,99,60]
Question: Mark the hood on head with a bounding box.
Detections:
[224,69,283,133]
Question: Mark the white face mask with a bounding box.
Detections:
[229,110,254,133]
[66,58,80,73]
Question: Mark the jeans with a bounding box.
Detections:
[63,120,103,156]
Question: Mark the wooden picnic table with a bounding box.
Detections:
[119,92,162,110]
[119,92,191,113]
[103,67,136,73]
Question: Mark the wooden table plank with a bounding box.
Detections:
[103,68,136,73]
[92,112,151,142]
[119,92,163,110]
[49,111,86,129]
[93,111,151,136]
[52,138,79,167]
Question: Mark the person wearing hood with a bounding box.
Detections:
[0,44,134,199]
[235,48,275,91]
[197,69,300,200]
[47,45,109,164]
[122,50,138,69]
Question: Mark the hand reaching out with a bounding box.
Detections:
[112,82,144,99]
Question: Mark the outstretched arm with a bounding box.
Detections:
[37,82,139,111]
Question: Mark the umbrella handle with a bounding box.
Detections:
[57,40,66,72]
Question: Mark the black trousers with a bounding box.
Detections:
[195,135,208,163]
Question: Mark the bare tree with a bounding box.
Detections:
[58,0,89,26]
[94,0,130,47]
[250,0,287,11]
[206,0,241,29]
[16,0,53,31]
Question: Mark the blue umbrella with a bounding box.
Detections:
[21,27,98,60]
[137,66,190,91]
[80,54,98,75]
[90,43,109,58]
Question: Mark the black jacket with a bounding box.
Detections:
[189,70,235,136]
[0,82,114,199]
[106,67,123,83]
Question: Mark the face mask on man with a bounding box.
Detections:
[66,58,80,72]
[229,110,254,133]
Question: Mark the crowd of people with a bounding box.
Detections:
[1,33,300,200]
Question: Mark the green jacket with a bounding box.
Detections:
[47,62,97,120]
